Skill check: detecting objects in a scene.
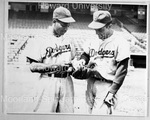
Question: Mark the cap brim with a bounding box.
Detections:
[58,17,75,23]
[88,21,106,29]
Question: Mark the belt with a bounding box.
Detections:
[99,78,113,84]
[41,72,70,78]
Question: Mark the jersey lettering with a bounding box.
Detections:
[89,48,115,58]
[45,44,71,57]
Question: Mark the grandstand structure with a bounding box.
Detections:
[7,2,147,68]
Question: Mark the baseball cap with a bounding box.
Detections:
[53,6,75,23]
[88,10,112,29]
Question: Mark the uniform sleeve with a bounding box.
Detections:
[109,57,129,94]
[25,37,43,62]
[116,37,130,62]
[110,58,129,94]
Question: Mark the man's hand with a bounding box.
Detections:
[71,58,86,70]
[104,92,115,106]
[104,92,117,114]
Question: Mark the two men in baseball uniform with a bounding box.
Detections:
[27,6,130,114]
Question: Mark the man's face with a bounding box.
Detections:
[95,25,109,40]
[54,20,70,36]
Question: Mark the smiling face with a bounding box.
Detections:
[53,19,70,36]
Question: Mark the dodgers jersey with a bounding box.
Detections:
[84,31,130,80]
[26,29,76,66]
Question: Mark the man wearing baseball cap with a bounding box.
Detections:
[88,10,113,40]
[26,6,77,113]
[88,10,112,29]
[53,6,75,23]
[73,10,130,114]
[52,6,75,37]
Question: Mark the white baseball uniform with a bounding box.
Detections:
[83,31,130,114]
[26,29,76,113]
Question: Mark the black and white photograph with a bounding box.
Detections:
[4,1,148,116]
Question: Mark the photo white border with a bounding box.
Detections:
[1,0,150,120]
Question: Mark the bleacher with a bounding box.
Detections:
[7,33,33,64]
[116,14,147,51]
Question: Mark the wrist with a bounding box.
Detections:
[107,92,114,97]
[80,59,86,66]
[109,82,121,95]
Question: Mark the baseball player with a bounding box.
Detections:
[72,10,130,115]
[26,6,76,113]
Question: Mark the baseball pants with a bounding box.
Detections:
[33,75,74,113]
[86,78,117,115]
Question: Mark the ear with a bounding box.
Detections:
[106,24,112,29]
[53,19,57,23]
[109,24,112,28]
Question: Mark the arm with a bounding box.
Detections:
[109,57,129,94]
[30,62,71,74]
[27,57,50,73]
[30,62,53,73]
[27,57,66,73]
[104,58,129,107]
